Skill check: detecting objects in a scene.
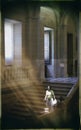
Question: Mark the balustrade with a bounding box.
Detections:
[2,66,29,84]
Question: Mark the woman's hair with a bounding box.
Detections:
[48,86,51,89]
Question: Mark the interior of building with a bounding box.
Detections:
[1,0,81,129]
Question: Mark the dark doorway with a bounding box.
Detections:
[67,33,73,76]
[44,27,54,78]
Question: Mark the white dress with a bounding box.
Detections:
[44,90,57,107]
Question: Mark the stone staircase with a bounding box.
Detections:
[2,66,78,128]
[43,82,73,100]
[43,77,78,100]
[40,80,79,129]
[2,84,46,128]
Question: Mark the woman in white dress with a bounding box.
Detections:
[44,86,57,109]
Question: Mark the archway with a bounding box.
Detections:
[40,6,57,79]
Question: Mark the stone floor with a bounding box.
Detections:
[45,77,78,84]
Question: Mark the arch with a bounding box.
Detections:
[40,6,57,27]
[61,12,77,29]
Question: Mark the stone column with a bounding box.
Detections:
[59,25,67,77]
[25,5,43,82]
[54,26,58,78]
[56,24,68,77]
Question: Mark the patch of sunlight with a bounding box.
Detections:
[2,48,45,118]
[44,107,49,113]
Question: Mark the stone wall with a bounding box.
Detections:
[1,2,78,82]
[2,3,42,83]
[40,5,78,78]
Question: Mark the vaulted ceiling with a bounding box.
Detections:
[1,0,81,11]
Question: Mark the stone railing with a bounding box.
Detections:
[2,66,29,83]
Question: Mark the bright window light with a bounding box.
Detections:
[44,31,50,61]
[4,22,14,64]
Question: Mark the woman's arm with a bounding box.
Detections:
[44,91,47,101]
[51,90,55,99]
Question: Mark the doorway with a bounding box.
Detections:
[67,33,73,76]
[44,27,54,78]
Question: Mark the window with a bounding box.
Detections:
[4,21,14,65]
[4,19,22,65]
[44,27,52,64]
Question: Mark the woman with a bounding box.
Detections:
[44,86,57,108]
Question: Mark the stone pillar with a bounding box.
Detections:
[59,25,67,77]
[56,24,68,77]
[54,26,59,78]
[24,6,43,82]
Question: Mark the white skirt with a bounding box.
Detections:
[51,98,57,106]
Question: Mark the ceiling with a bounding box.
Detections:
[1,0,81,11]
